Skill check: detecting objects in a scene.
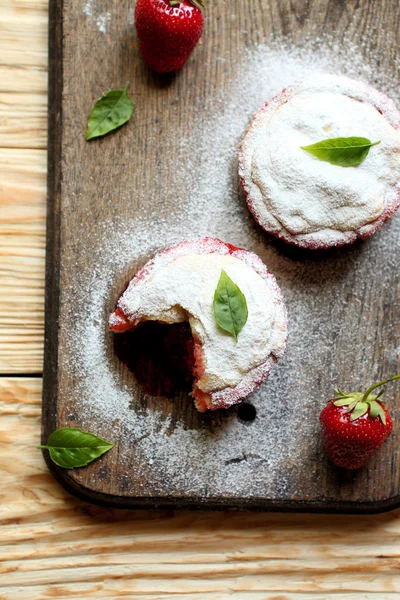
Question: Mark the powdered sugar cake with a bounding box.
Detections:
[44,0,400,511]
[239,75,400,249]
[109,238,287,412]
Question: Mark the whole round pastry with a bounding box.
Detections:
[109,238,287,412]
[239,74,400,249]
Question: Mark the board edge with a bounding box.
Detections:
[42,0,63,448]
[41,454,400,514]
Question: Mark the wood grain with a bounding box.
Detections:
[44,0,400,510]
[0,149,45,372]
[0,0,48,373]
[1,5,48,69]
[0,93,47,148]
[3,377,400,598]
[2,0,400,595]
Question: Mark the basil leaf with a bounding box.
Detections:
[38,428,114,469]
[213,270,248,342]
[301,137,380,167]
[86,82,134,141]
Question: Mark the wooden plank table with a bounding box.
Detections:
[1,0,400,597]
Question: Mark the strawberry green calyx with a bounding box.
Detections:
[333,391,386,424]
[333,373,400,425]
[168,0,204,8]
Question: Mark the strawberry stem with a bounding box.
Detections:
[362,373,400,402]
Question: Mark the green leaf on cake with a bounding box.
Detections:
[213,270,248,342]
[301,136,380,167]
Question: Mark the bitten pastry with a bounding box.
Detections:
[110,238,287,412]
[239,74,400,249]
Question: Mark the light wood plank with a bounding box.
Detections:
[6,0,47,9]
[0,149,45,372]
[0,65,47,93]
[1,378,400,598]
[0,0,47,374]
[0,148,46,220]
[3,593,400,600]
[0,5,48,69]
[0,93,47,148]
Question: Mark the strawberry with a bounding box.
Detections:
[320,374,400,470]
[134,0,204,73]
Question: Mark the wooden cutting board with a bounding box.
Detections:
[43,0,400,512]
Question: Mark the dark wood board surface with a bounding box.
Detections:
[43,0,400,512]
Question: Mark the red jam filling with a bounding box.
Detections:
[191,388,210,412]
[109,308,131,332]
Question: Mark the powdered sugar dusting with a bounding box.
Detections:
[82,0,111,34]
[62,37,400,500]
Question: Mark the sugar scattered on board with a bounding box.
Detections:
[82,0,111,34]
[64,37,400,498]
